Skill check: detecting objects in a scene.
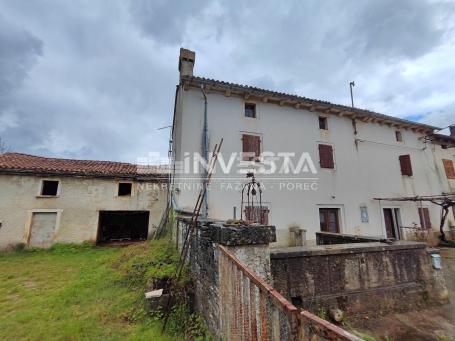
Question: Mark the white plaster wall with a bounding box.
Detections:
[0,175,167,248]
[173,87,452,246]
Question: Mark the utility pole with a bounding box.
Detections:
[349,81,355,108]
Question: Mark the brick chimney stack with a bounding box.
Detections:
[449,125,455,137]
[179,48,195,78]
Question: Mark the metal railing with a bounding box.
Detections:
[218,245,362,341]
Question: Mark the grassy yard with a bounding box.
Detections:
[0,241,199,341]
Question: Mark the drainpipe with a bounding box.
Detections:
[201,85,209,218]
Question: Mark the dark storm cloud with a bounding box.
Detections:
[0,14,42,103]
[128,0,211,44]
[0,0,454,162]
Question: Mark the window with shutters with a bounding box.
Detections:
[442,159,455,179]
[319,116,328,130]
[418,207,431,229]
[242,134,261,161]
[399,154,413,176]
[244,206,269,225]
[318,144,334,169]
[244,103,256,118]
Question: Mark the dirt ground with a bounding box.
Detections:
[349,247,455,341]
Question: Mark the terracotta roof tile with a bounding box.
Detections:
[0,153,168,180]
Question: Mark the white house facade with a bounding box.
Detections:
[172,48,455,247]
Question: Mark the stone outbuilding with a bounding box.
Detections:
[0,152,167,249]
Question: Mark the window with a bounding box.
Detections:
[443,159,455,179]
[319,208,340,233]
[318,144,334,169]
[399,154,413,176]
[244,103,256,118]
[118,183,132,196]
[40,180,59,196]
[418,207,431,229]
[244,206,269,225]
[319,116,328,130]
[242,134,261,161]
[395,131,403,142]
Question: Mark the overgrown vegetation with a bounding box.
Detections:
[0,239,208,340]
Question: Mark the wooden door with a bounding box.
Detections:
[319,208,340,233]
[383,208,395,239]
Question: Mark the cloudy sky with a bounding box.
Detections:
[1,0,454,163]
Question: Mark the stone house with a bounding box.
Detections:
[0,152,167,249]
[171,48,455,246]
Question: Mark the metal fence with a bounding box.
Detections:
[219,245,362,341]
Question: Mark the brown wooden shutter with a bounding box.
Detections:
[244,206,269,224]
[260,207,269,225]
[319,144,334,169]
[443,159,455,179]
[399,154,413,176]
[418,208,431,229]
[242,134,261,161]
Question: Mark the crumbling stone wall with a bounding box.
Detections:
[271,241,449,317]
[176,217,276,337]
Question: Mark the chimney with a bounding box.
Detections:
[450,125,455,137]
[179,48,195,78]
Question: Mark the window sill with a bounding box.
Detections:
[36,195,59,198]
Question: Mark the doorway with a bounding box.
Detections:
[97,211,149,244]
[319,208,340,233]
[383,208,401,239]
[29,212,57,248]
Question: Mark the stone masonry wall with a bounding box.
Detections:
[176,217,276,337]
[271,241,449,318]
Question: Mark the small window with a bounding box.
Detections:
[395,131,403,142]
[319,116,328,130]
[399,154,413,176]
[242,134,261,161]
[118,183,132,196]
[442,159,455,179]
[244,103,256,118]
[318,144,334,169]
[41,180,59,196]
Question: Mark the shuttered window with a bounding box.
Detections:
[399,154,413,176]
[443,159,455,179]
[244,206,269,225]
[418,208,431,229]
[318,144,334,169]
[242,134,261,161]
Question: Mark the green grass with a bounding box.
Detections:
[0,240,195,341]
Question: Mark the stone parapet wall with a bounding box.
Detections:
[271,241,449,318]
[176,216,361,340]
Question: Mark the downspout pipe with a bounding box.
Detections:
[201,85,209,218]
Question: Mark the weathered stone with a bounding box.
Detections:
[271,241,449,318]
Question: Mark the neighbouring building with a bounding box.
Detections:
[172,48,455,247]
[0,153,167,249]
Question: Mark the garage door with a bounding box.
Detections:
[29,212,57,248]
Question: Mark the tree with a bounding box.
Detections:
[0,137,9,154]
